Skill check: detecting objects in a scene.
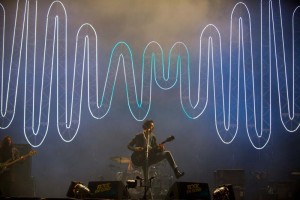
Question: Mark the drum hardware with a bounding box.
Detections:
[110,156,173,199]
[110,156,131,164]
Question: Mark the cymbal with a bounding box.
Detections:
[110,156,131,164]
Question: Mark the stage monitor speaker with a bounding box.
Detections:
[165,182,211,200]
[88,181,130,199]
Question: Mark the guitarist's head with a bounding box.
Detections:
[143,119,155,133]
[1,136,13,149]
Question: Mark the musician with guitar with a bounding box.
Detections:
[0,136,25,196]
[128,120,184,180]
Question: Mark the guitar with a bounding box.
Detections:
[131,135,175,166]
[0,150,37,174]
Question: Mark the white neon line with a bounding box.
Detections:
[0,0,298,149]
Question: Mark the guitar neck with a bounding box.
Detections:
[5,156,25,167]
[160,136,175,145]
[3,151,36,168]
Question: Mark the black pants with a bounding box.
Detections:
[0,172,14,197]
[142,150,177,179]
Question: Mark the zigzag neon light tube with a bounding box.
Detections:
[0,0,299,148]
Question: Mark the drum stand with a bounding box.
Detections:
[136,174,155,200]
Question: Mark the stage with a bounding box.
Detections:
[1,168,300,200]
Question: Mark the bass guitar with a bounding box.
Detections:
[131,135,175,166]
[0,150,37,174]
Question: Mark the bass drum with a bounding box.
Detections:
[123,169,144,199]
[115,169,143,183]
[115,171,125,181]
[125,169,143,180]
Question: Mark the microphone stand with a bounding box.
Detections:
[142,129,153,200]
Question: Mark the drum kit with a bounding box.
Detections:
[109,156,173,199]
[109,156,141,183]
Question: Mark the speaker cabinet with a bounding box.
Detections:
[88,181,130,199]
[165,182,211,200]
[214,169,245,187]
[13,144,33,179]
[9,144,35,197]
[11,177,35,197]
[265,181,299,200]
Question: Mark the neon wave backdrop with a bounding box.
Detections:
[0,0,299,149]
